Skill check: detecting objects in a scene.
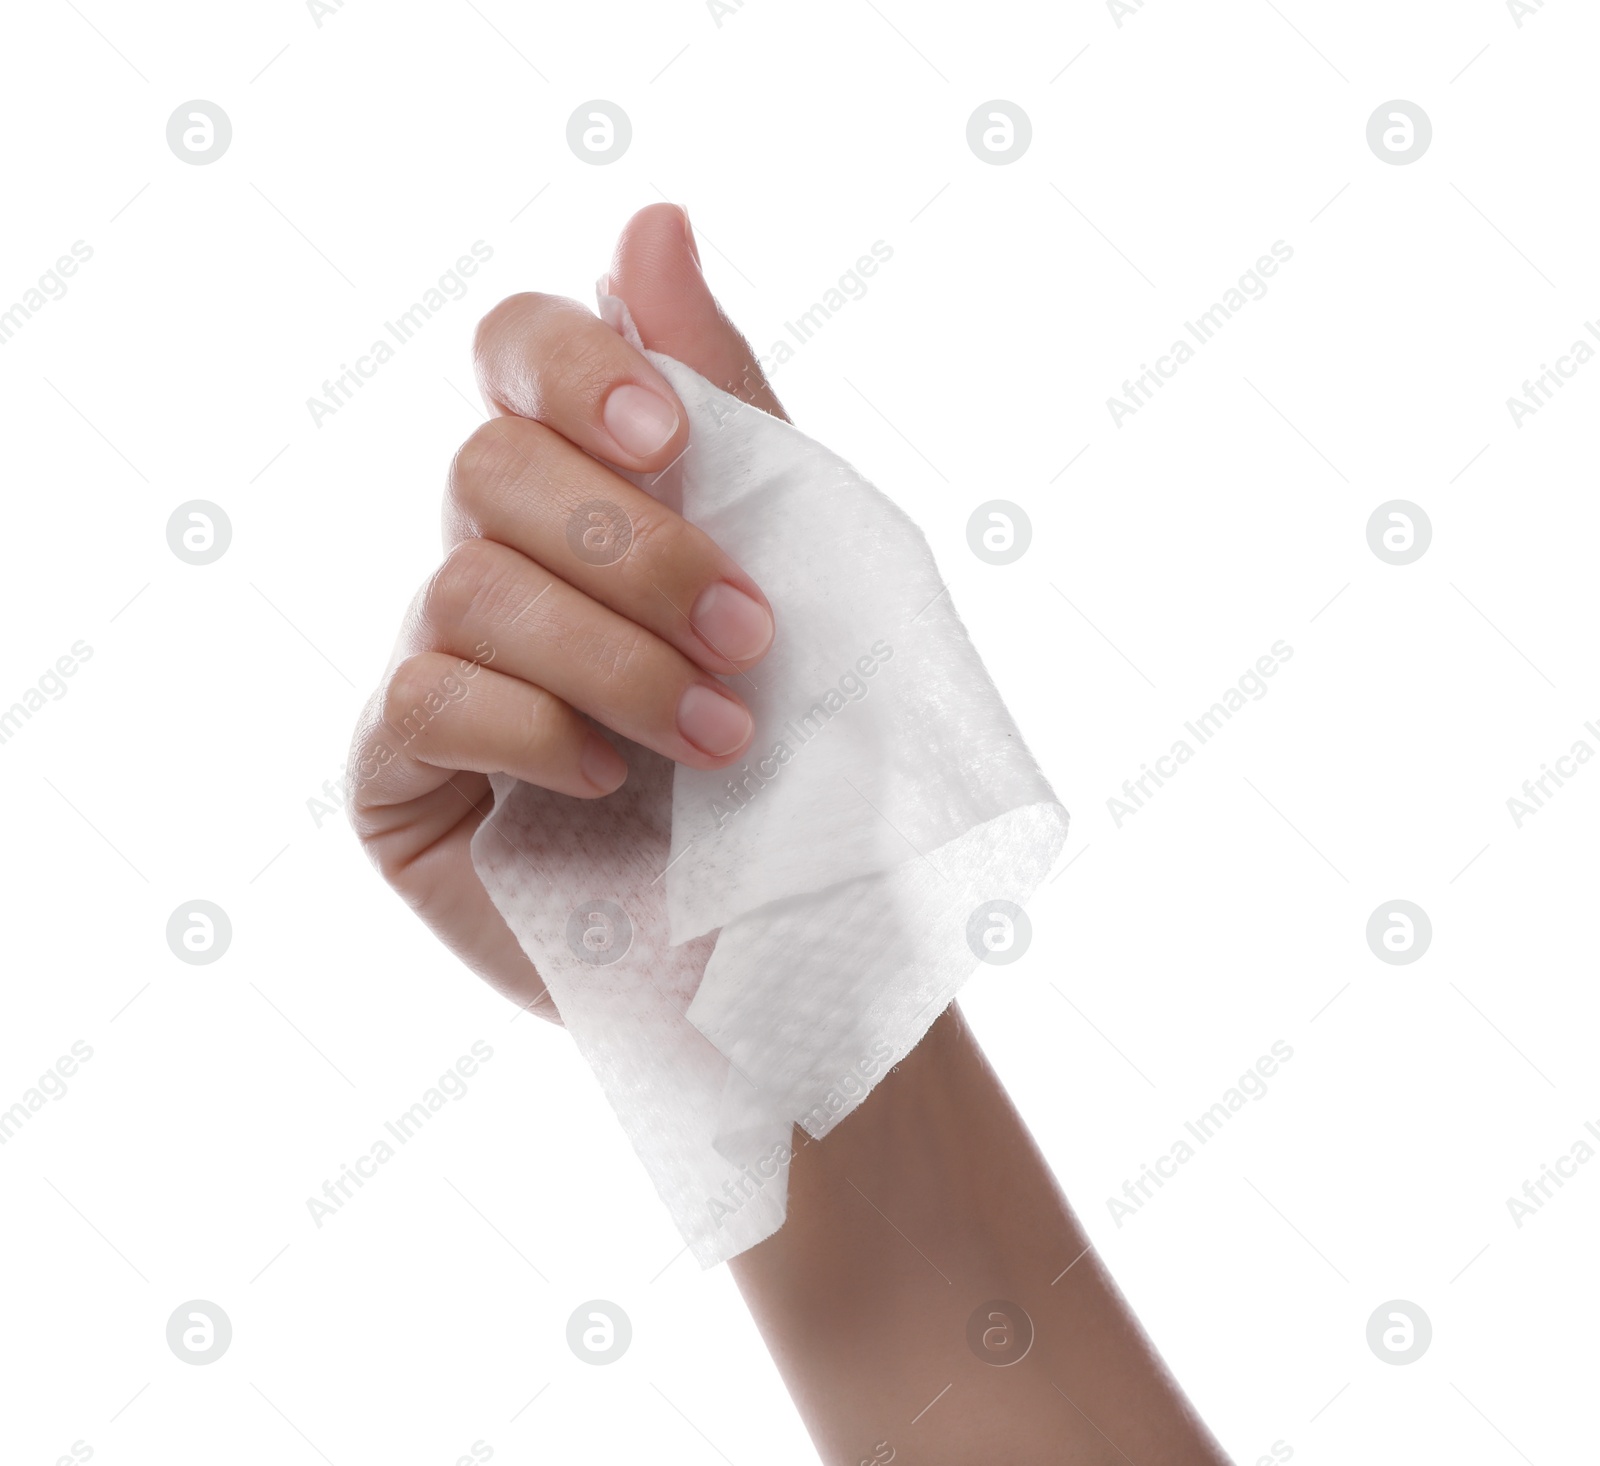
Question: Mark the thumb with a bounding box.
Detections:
[607,203,788,423]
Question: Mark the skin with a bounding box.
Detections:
[348,203,1234,1465]
[732,1007,1233,1465]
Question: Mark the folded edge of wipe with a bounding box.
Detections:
[468,288,1068,1266]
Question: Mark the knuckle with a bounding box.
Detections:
[515,684,571,756]
[588,623,654,691]
[449,421,515,499]
[446,419,550,522]
[343,697,395,822]
[547,326,626,413]
[612,507,686,594]
[380,654,453,749]
[614,501,675,563]
[422,538,509,633]
[474,292,609,417]
[613,511,720,639]
[473,291,562,366]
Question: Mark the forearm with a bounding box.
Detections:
[729,1005,1232,1465]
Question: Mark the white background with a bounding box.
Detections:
[2,0,1596,1462]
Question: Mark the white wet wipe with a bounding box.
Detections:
[469,288,1068,1265]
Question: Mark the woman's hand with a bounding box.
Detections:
[349,206,1235,1466]
[346,203,785,1019]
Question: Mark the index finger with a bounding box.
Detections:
[473,291,688,473]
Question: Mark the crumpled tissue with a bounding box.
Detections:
[469,288,1067,1266]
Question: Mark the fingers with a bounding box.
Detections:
[608,202,788,422]
[471,201,787,480]
[343,671,566,1025]
[377,201,781,814]
[412,538,756,771]
[382,652,626,798]
[350,203,789,1023]
[445,414,775,673]
[473,291,689,472]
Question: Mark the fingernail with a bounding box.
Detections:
[580,732,628,793]
[691,582,774,664]
[680,205,702,269]
[603,383,679,458]
[677,683,753,758]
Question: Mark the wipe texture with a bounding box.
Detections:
[469,291,1068,1266]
